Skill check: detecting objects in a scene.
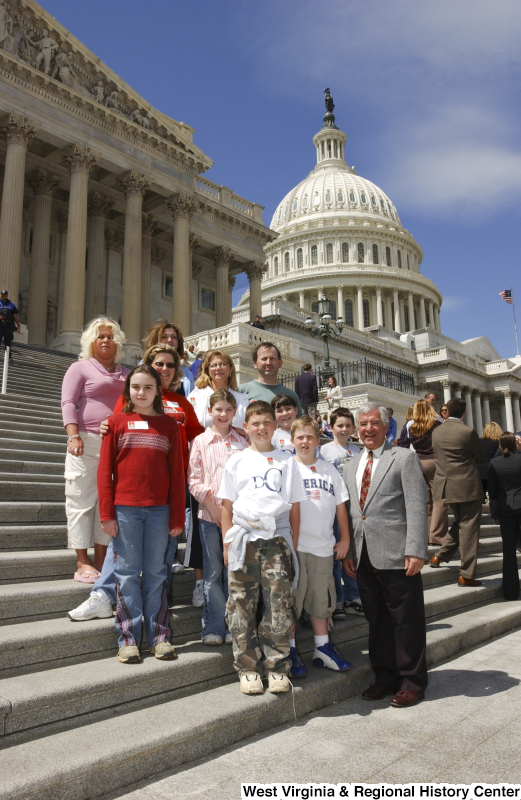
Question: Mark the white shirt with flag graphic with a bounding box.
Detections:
[292,457,349,557]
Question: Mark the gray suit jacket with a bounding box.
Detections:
[343,443,428,570]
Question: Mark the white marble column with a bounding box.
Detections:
[167,194,196,336]
[141,215,158,336]
[419,296,427,328]
[503,390,515,431]
[464,387,474,428]
[376,286,384,327]
[119,170,149,358]
[357,285,364,331]
[482,394,491,426]
[512,393,521,432]
[0,113,38,305]
[245,261,267,321]
[473,391,484,436]
[434,304,440,332]
[441,380,452,403]
[55,144,99,352]
[385,293,393,330]
[212,246,234,328]
[337,286,344,320]
[393,289,401,333]
[428,300,434,329]
[84,192,113,324]
[26,169,59,345]
[407,291,415,332]
[299,290,306,309]
[228,275,235,324]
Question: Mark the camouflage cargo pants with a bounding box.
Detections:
[226,536,296,676]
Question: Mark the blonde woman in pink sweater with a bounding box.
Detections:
[61,317,129,582]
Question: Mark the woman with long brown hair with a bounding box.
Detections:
[142,319,194,396]
[409,398,448,545]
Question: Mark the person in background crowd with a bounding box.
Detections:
[424,391,443,422]
[386,408,397,444]
[429,398,487,585]
[250,315,265,330]
[488,432,521,601]
[190,351,204,380]
[326,375,342,410]
[408,399,448,546]
[288,416,352,678]
[68,344,204,621]
[397,405,414,448]
[61,317,129,582]
[479,422,503,498]
[440,404,449,421]
[188,390,248,646]
[318,412,333,439]
[0,289,20,361]
[271,394,299,454]
[343,402,428,707]
[97,365,185,663]
[239,342,302,415]
[142,320,193,397]
[186,344,197,364]
[295,363,319,418]
[187,350,249,606]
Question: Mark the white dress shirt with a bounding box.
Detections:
[355,442,386,496]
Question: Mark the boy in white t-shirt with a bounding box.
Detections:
[288,416,353,678]
[218,400,307,696]
[321,407,363,618]
[270,393,298,454]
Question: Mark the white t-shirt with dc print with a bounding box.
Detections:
[217,447,307,538]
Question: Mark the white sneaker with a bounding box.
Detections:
[202,634,223,646]
[239,671,264,694]
[171,559,185,574]
[68,591,113,621]
[267,672,291,693]
[192,581,205,608]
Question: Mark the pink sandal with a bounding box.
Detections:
[74,569,101,584]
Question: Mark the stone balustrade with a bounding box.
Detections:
[194,178,264,223]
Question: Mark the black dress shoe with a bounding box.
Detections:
[361,684,395,701]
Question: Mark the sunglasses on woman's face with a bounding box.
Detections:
[153,361,176,369]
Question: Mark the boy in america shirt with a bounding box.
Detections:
[288,416,353,678]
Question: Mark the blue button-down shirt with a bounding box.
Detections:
[386,416,397,443]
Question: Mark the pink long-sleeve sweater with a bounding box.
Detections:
[61,358,129,434]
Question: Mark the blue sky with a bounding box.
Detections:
[43,0,521,357]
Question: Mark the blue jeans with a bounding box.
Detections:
[113,505,171,649]
[199,519,228,639]
[333,515,360,605]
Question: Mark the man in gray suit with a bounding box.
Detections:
[343,402,428,707]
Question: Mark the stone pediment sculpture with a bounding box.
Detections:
[0,0,212,174]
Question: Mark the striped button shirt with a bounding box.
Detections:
[187,426,248,521]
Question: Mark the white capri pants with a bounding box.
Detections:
[64,431,111,550]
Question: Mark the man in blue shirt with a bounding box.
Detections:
[386,407,397,444]
[0,290,20,361]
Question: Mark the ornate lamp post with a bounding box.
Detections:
[305,298,344,381]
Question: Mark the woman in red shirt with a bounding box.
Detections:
[98,365,185,664]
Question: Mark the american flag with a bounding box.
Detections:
[306,489,321,500]
[499,289,513,304]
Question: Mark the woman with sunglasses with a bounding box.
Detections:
[440,404,450,421]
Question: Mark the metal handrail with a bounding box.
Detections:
[1,346,9,394]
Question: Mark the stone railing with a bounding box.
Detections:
[194,178,264,223]
[484,360,512,374]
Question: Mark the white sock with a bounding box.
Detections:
[314,634,329,648]
[93,589,110,603]
[289,638,296,649]
[195,579,203,587]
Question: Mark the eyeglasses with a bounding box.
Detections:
[153,362,176,369]
[209,362,229,370]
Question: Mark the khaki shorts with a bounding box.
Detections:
[293,551,336,620]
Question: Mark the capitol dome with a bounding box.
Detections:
[240,95,443,337]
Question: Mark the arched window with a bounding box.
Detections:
[302,196,308,209]
[371,196,377,207]
[325,190,332,204]
[397,249,402,268]
[293,199,298,211]
[345,299,354,327]
[284,252,290,271]
[386,246,391,267]
[342,242,349,263]
[337,190,344,203]
[312,301,318,313]
[311,245,318,265]
[326,243,333,264]
[349,191,355,202]
[297,248,303,268]
[404,304,409,331]
[357,242,364,263]
[372,244,379,264]
[361,193,367,204]
[363,299,370,327]
[274,256,278,276]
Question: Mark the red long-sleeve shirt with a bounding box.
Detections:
[97,411,185,530]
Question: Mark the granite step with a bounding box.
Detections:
[0,437,64,455]
[0,412,64,430]
[0,598,520,800]
[0,524,68,551]
[0,481,64,502]
[0,458,64,474]
[0,426,66,443]
[0,472,64,484]
[0,502,66,524]
[0,399,62,419]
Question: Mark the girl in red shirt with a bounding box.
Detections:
[97,365,185,664]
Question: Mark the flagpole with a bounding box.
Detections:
[512,287,520,357]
